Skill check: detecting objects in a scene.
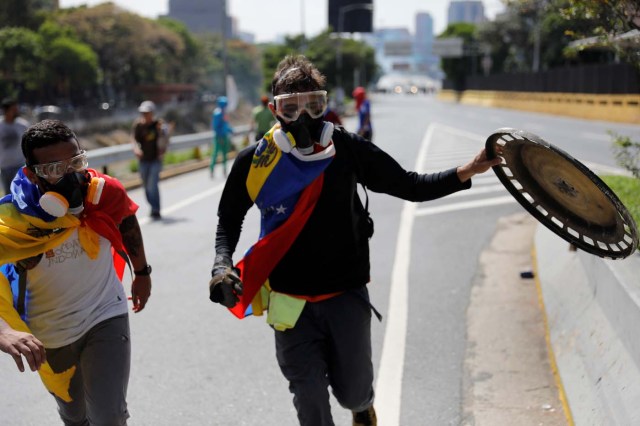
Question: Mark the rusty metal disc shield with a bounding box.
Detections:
[486,128,639,259]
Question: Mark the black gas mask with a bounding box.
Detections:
[38,171,89,217]
[277,113,326,154]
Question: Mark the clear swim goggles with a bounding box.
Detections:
[273,90,328,121]
[31,150,88,181]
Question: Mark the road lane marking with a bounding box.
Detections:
[376,123,433,426]
[446,184,507,199]
[433,124,484,142]
[415,195,516,216]
[377,123,517,424]
[138,182,226,226]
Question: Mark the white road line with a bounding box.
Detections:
[446,184,506,198]
[434,124,484,142]
[376,123,432,426]
[377,123,515,424]
[415,196,516,217]
[427,150,478,159]
[469,174,501,184]
[138,182,226,226]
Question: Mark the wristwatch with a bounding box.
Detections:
[134,264,152,276]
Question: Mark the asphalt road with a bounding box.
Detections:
[2,95,637,425]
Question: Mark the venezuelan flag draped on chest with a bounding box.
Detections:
[230,126,335,319]
[0,168,137,402]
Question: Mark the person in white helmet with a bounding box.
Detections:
[131,100,168,220]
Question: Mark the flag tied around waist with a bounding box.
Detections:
[230,126,335,318]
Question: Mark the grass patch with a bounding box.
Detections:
[601,175,640,231]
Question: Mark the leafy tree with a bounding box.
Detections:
[308,30,376,95]
[560,0,640,67]
[438,23,477,89]
[29,19,99,104]
[44,37,99,104]
[191,33,262,102]
[0,27,45,99]
[610,133,640,180]
[261,30,376,96]
[158,17,203,83]
[54,3,189,103]
[262,36,306,92]
[0,0,46,30]
[477,0,640,74]
[194,33,225,95]
[226,39,262,102]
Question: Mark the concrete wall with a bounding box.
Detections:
[535,226,640,425]
[438,90,640,124]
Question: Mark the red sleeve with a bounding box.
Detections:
[87,169,139,224]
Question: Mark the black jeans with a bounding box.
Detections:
[274,287,374,426]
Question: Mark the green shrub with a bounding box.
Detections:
[601,175,640,235]
[610,132,640,179]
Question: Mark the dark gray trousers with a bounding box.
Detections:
[275,287,375,426]
[47,314,131,426]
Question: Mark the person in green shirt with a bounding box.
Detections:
[251,95,275,142]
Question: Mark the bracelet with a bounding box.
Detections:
[134,264,152,276]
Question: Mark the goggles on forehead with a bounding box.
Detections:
[273,90,328,121]
[31,151,88,181]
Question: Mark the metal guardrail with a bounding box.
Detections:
[86,124,251,169]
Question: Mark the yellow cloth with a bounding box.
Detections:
[0,203,102,401]
[0,204,101,265]
[266,291,306,331]
[245,124,284,202]
[250,281,271,317]
[0,273,76,402]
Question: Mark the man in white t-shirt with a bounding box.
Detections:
[0,119,152,425]
[0,98,29,195]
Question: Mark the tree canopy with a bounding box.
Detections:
[262,30,376,97]
[440,0,640,84]
[0,2,263,107]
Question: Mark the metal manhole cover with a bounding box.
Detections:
[486,128,638,259]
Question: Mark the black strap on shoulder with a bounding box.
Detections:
[15,264,27,317]
[338,127,370,212]
[337,128,374,240]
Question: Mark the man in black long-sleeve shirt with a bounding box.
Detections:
[208,55,500,426]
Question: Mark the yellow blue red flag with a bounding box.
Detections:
[230,126,335,318]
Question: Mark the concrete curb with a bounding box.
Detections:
[535,225,640,425]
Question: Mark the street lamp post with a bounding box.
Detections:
[335,3,373,111]
[221,0,228,96]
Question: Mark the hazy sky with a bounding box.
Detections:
[58,0,505,43]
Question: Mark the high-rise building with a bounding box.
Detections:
[414,12,437,73]
[167,0,232,36]
[447,0,486,26]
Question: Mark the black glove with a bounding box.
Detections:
[209,264,243,308]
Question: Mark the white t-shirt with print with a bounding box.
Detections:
[25,229,128,348]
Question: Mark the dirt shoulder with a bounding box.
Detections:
[462,213,569,426]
